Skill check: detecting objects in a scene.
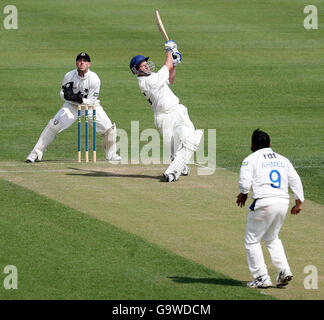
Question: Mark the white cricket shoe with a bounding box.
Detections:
[106,153,122,161]
[163,173,176,182]
[246,275,272,288]
[181,165,190,176]
[276,270,293,287]
[25,153,38,163]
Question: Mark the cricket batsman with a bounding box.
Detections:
[129,41,203,182]
[26,52,122,163]
[236,129,304,288]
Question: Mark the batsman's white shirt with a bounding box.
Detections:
[137,65,179,114]
[137,65,195,154]
[239,148,304,202]
[60,69,101,107]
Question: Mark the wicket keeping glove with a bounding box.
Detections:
[67,91,83,104]
[165,40,177,52]
[62,81,74,95]
[62,82,83,104]
[172,51,182,66]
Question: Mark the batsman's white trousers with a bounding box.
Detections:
[244,197,291,279]
[154,104,195,156]
[30,102,113,160]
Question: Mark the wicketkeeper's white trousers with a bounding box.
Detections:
[29,102,113,160]
[244,197,291,279]
[50,102,112,135]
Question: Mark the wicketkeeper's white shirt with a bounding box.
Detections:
[137,65,179,114]
[60,69,101,106]
[239,147,304,201]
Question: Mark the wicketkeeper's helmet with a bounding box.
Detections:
[130,55,149,74]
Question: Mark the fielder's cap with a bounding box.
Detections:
[76,52,91,62]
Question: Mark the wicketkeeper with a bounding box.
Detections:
[236,129,304,288]
[130,41,203,182]
[26,52,122,163]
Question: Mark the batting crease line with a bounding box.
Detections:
[0,164,220,174]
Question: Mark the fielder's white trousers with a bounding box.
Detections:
[244,197,291,279]
[154,104,195,157]
[29,102,113,160]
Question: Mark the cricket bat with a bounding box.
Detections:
[155,10,169,41]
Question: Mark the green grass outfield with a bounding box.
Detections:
[0,0,323,300]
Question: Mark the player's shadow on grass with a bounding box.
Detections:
[168,276,245,287]
[66,167,161,180]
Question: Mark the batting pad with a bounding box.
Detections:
[164,130,203,180]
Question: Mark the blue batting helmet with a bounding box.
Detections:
[130,55,149,74]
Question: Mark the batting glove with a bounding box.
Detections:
[165,40,177,52]
[172,51,182,66]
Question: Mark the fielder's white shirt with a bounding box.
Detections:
[60,69,101,106]
[137,65,179,114]
[239,148,304,201]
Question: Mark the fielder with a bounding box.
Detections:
[237,129,304,288]
[26,52,121,163]
[129,41,203,182]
